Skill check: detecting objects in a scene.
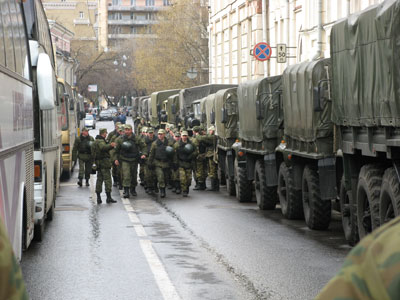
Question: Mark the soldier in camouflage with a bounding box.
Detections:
[106,122,121,143]
[72,127,95,187]
[192,126,208,190]
[114,124,147,198]
[171,130,181,193]
[139,127,148,187]
[148,129,174,198]
[144,127,157,194]
[109,124,124,189]
[205,126,219,191]
[0,218,28,300]
[93,128,116,204]
[173,131,198,197]
[316,216,400,300]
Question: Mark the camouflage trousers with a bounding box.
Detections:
[144,164,156,189]
[179,167,192,192]
[121,161,138,188]
[139,163,145,184]
[207,157,218,179]
[78,158,92,180]
[195,156,207,183]
[96,168,112,193]
[155,166,169,188]
[171,168,179,182]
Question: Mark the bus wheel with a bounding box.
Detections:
[225,156,236,196]
[379,167,400,225]
[234,160,252,202]
[302,165,331,230]
[356,164,383,239]
[340,177,359,246]
[255,160,277,210]
[278,162,303,219]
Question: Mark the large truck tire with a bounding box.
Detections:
[255,160,277,210]
[302,165,331,230]
[339,177,359,246]
[225,156,236,196]
[278,162,303,219]
[379,167,400,225]
[234,160,252,202]
[356,164,383,239]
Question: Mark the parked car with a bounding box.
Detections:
[84,114,96,129]
[99,110,113,121]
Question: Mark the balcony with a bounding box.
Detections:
[108,33,156,39]
[73,19,90,25]
[107,5,166,12]
[108,19,158,26]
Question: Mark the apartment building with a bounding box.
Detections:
[98,0,171,50]
[209,0,384,83]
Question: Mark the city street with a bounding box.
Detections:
[20,120,350,300]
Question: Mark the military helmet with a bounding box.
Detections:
[174,131,181,137]
[192,126,200,132]
[183,143,194,154]
[141,127,148,133]
[165,145,174,157]
[121,141,133,151]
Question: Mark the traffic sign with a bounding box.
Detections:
[253,42,272,61]
[277,44,287,63]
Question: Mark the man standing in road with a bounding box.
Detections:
[114,124,147,198]
[106,122,121,143]
[93,128,117,204]
[144,127,157,194]
[72,127,94,187]
[174,131,198,197]
[192,126,207,190]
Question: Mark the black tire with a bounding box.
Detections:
[379,167,400,225]
[302,165,331,230]
[64,167,71,179]
[339,177,359,246]
[47,199,55,222]
[234,160,252,202]
[356,164,383,239]
[219,164,226,186]
[34,219,44,242]
[255,160,277,210]
[225,156,236,196]
[278,162,303,219]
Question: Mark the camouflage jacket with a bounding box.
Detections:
[315,216,400,300]
[93,135,113,169]
[148,138,174,168]
[114,133,147,163]
[72,135,94,162]
[106,129,118,143]
[173,139,198,169]
[196,134,216,158]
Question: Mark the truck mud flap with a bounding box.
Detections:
[264,154,278,187]
[226,150,235,178]
[318,158,336,200]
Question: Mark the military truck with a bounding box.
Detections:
[214,88,238,195]
[179,84,237,131]
[328,0,400,243]
[150,89,180,129]
[276,59,334,231]
[235,76,283,209]
[165,93,180,127]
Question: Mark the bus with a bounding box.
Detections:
[0,0,35,260]
[73,88,85,136]
[23,0,61,241]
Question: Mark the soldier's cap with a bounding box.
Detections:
[82,127,89,132]
[115,122,122,126]
[141,127,148,133]
[181,131,188,136]
[147,127,155,133]
[169,124,175,130]
[125,124,132,130]
[165,124,170,129]
[158,129,166,134]
[208,125,215,131]
[192,126,200,132]
[174,132,181,137]
[99,128,107,135]
[117,125,124,130]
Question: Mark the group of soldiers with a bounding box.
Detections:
[72,120,219,203]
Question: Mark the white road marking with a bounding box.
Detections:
[140,239,181,300]
[133,224,147,237]
[90,177,96,204]
[128,212,140,223]
[122,198,130,205]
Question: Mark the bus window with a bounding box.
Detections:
[0,3,5,66]
[57,83,69,131]
[1,0,16,72]
[9,0,23,76]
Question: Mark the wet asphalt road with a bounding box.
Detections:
[21,119,350,300]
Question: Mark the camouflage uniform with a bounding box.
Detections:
[139,127,148,186]
[144,132,157,192]
[109,128,122,188]
[114,130,147,197]
[204,127,218,191]
[316,216,400,300]
[106,122,121,143]
[93,129,116,204]
[72,131,94,185]
[0,218,28,300]
[171,131,181,193]
[193,128,208,190]
[173,134,198,196]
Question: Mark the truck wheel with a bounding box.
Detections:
[278,162,303,219]
[34,219,44,242]
[340,177,359,246]
[302,165,331,230]
[47,199,55,222]
[234,160,252,202]
[255,160,277,210]
[379,167,400,225]
[225,156,236,196]
[356,164,383,239]
[219,165,226,186]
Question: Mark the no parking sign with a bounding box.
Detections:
[253,42,272,61]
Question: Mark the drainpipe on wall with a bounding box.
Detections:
[312,0,323,61]
[286,0,290,67]
[262,0,268,77]
[346,0,351,16]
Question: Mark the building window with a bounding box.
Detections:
[112,0,121,5]
[146,0,155,6]
[146,13,154,20]
[131,0,136,5]
[79,11,84,19]
[163,0,170,5]
[131,27,138,34]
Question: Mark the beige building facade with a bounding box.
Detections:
[209,0,384,83]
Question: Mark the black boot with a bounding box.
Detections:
[119,182,123,190]
[198,182,206,191]
[130,186,137,196]
[193,180,200,190]
[175,182,181,194]
[86,179,90,186]
[214,179,220,192]
[106,192,117,203]
[77,178,82,187]
[123,187,130,198]
[172,183,176,193]
[182,190,188,197]
[160,188,166,198]
[96,192,102,204]
[113,176,118,187]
